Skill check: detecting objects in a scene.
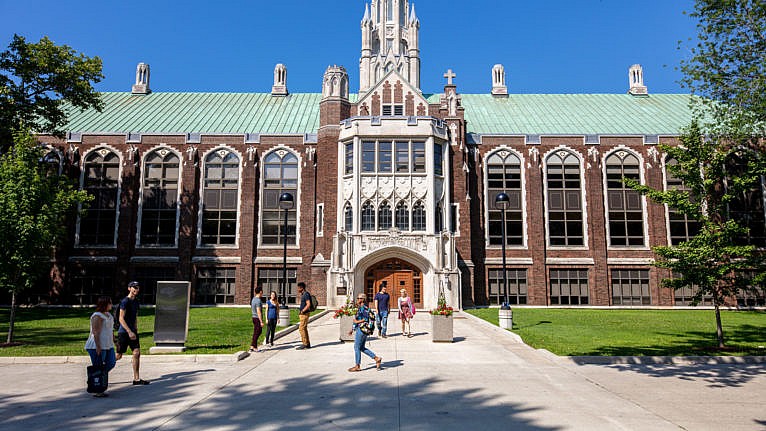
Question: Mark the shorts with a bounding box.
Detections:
[117,332,141,353]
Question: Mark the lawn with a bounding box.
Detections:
[466,308,766,357]
[0,307,322,356]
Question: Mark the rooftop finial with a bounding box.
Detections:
[132,62,151,95]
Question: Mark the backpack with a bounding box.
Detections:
[309,294,318,312]
[360,308,376,335]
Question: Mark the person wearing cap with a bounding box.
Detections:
[116,281,150,385]
[347,293,382,372]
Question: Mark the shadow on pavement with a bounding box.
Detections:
[0,371,561,431]
[603,363,766,389]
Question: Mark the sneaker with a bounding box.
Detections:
[132,379,150,385]
[269,343,274,347]
[93,392,108,398]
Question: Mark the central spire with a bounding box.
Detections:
[359,0,420,95]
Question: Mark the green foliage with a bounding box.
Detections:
[0,34,103,149]
[0,131,91,294]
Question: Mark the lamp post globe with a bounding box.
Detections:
[495,192,513,329]
[278,192,294,327]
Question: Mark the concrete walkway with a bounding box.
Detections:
[0,312,764,430]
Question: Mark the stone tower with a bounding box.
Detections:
[359,0,420,95]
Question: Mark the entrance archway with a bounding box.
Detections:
[364,258,422,308]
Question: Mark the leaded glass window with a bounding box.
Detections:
[201,149,239,245]
[79,149,119,246]
[261,151,298,245]
[546,151,583,246]
[412,201,426,231]
[487,151,524,246]
[361,201,375,231]
[140,149,179,246]
[395,202,409,230]
[606,151,645,246]
[378,201,392,230]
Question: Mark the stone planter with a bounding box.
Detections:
[338,315,355,342]
[431,313,453,342]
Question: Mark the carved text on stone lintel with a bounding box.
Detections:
[362,235,427,252]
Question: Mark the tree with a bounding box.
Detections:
[0,131,91,344]
[629,0,766,348]
[0,34,103,150]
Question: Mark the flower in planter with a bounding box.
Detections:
[333,294,358,319]
[430,289,454,316]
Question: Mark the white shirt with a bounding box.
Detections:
[84,312,115,350]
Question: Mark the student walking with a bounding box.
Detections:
[84,296,117,397]
[398,288,415,337]
[116,280,150,385]
[264,291,279,347]
[347,294,382,372]
[296,282,311,349]
[373,283,390,338]
[249,287,264,352]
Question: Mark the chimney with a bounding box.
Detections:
[272,64,288,96]
[132,63,151,95]
[628,64,648,95]
[491,64,508,97]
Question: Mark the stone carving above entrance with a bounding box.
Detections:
[361,232,428,252]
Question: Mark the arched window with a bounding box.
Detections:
[41,150,62,176]
[605,151,644,246]
[727,152,766,247]
[261,151,298,245]
[412,201,426,231]
[201,149,239,245]
[79,149,119,246]
[344,203,353,232]
[665,157,701,245]
[140,148,179,246]
[361,201,375,231]
[378,201,392,230]
[487,151,523,246]
[546,150,584,246]
[395,202,409,230]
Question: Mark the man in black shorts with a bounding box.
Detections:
[116,281,149,385]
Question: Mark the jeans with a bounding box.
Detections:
[376,310,389,336]
[265,318,277,345]
[86,348,116,373]
[354,328,376,365]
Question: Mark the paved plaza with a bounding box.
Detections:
[0,312,765,430]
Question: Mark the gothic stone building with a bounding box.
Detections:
[32,1,766,308]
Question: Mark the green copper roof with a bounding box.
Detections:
[65,91,693,136]
[455,93,694,135]
[64,92,323,135]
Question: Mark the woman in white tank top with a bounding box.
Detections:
[84,296,117,396]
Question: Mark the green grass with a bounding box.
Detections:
[466,308,766,356]
[0,307,322,356]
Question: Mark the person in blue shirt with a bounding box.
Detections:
[347,293,382,372]
[264,291,279,347]
[373,283,390,338]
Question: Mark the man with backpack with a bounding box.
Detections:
[296,282,312,349]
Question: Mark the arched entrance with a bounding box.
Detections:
[364,258,422,308]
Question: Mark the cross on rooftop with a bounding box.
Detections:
[443,69,456,85]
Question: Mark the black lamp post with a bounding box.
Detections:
[279,192,294,308]
[495,192,511,310]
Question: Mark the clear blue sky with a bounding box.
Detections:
[1,0,697,95]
